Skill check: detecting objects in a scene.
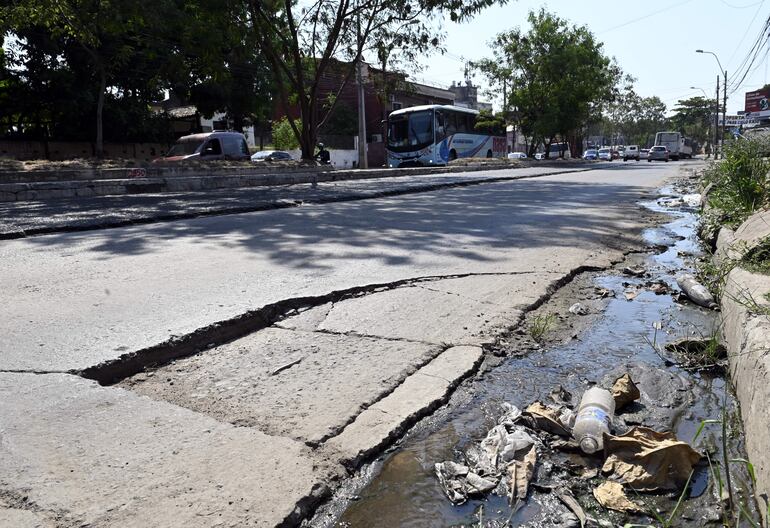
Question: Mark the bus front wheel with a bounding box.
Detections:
[486,150,493,158]
[449,149,457,161]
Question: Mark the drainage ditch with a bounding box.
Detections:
[310,174,758,527]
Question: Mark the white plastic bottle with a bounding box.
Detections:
[572,387,615,454]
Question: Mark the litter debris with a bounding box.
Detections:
[569,302,589,315]
[593,481,641,512]
[435,461,470,503]
[521,401,572,437]
[623,288,640,301]
[594,287,615,299]
[270,356,304,376]
[465,471,498,494]
[611,374,641,410]
[602,427,701,491]
[507,445,537,503]
[676,273,718,309]
[550,385,573,407]
[623,266,646,277]
[646,281,670,295]
[573,387,615,453]
[556,487,587,527]
[498,402,522,428]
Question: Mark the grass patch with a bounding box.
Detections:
[529,313,556,342]
[740,237,770,275]
[701,136,770,229]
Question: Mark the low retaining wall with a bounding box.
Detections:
[0,160,594,203]
[716,210,770,523]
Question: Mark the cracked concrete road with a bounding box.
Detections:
[0,162,684,526]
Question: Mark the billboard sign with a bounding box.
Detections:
[745,88,770,113]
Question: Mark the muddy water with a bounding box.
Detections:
[315,177,757,527]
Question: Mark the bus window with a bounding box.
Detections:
[446,113,457,135]
[435,112,447,141]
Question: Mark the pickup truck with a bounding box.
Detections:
[623,145,641,161]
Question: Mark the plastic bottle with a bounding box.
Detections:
[676,273,718,309]
[572,387,615,454]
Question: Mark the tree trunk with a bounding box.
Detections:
[95,65,106,159]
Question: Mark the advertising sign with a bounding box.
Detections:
[745,89,770,113]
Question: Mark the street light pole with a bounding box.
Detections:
[696,49,727,159]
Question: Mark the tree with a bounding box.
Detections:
[245,0,507,160]
[474,109,505,136]
[476,9,621,157]
[602,84,667,147]
[670,96,715,146]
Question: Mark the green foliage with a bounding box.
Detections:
[670,96,715,146]
[248,0,507,159]
[474,110,506,136]
[272,117,301,150]
[320,101,358,137]
[741,237,770,275]
[602,84,667,147]
[702,137,770,228]
[475,9,622,156]
[529,313,556,342]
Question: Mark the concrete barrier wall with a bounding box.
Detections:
[716,210,770,523]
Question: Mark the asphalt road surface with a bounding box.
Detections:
[0,161,692,527]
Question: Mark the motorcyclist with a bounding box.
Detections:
[314,142,330,164]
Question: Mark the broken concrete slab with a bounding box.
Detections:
[0,372,340,528]
[325,345,483,466]
[316,274,563,345]
[122,327,440,445]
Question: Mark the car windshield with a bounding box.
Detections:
[652,146,666,151]
[598,148,610,153]
[388,111,434,149]
[166,139,203,157]
[585,150,597,155]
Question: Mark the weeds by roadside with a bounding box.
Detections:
[529,313,556,342]
[701,137,770,230]
[741,237,770,275]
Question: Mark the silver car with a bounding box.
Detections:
[647,146,669,162]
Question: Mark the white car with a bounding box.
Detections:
[534,153,545,160]
[598,148,613,161]
[507,152,527,159]
[251,150,293,162]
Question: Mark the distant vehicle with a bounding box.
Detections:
[640,148,650,157]
[251,150,293,162]
[547,142,571,159]
[386,104,506,167]
[157,131,250,162]
[623,145,641,161]
[582,149,598,160]
[507,152,527,159]
[647,145,670,162]
[598,147,613,161]
[534,152,545,160]
[611,149,620,160]
[654,131,693,160]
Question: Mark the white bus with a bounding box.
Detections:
[654,131,693,161]
[386,105,506,167]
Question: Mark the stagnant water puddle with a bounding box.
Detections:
[311,175,759,527]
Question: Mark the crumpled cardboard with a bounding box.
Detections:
[507,444,537,502]
[520,401,571,436]
[593,480,641,512]
[611,373,641,410]
[602,427,701,491]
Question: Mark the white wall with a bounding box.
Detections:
[287,148,359,169]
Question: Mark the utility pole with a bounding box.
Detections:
[722,69,728,157]
[711,75,719,159]
[356,2,368,169]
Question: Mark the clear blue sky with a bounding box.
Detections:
[415,0,769,115]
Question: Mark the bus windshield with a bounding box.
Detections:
[388,111,434,150]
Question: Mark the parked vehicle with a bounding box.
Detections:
[611,148,620,160]
[582,149,598,160]
[547,142,571,159]
[598,147,613,161]
[640,148,650,157]
[623,145,641,161]
[251,150,293,162]
[653,131,693,160]
[507,151,527,159]
[157,131,251,162]
[534,152,545,160]
[647,145,670,162]
[386,104,506,167]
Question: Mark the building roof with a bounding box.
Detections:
[409,82,456,101]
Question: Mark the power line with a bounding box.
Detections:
[725,0,766,66]
[597,0,694,35]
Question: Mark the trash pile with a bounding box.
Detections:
[435,374,702,520]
